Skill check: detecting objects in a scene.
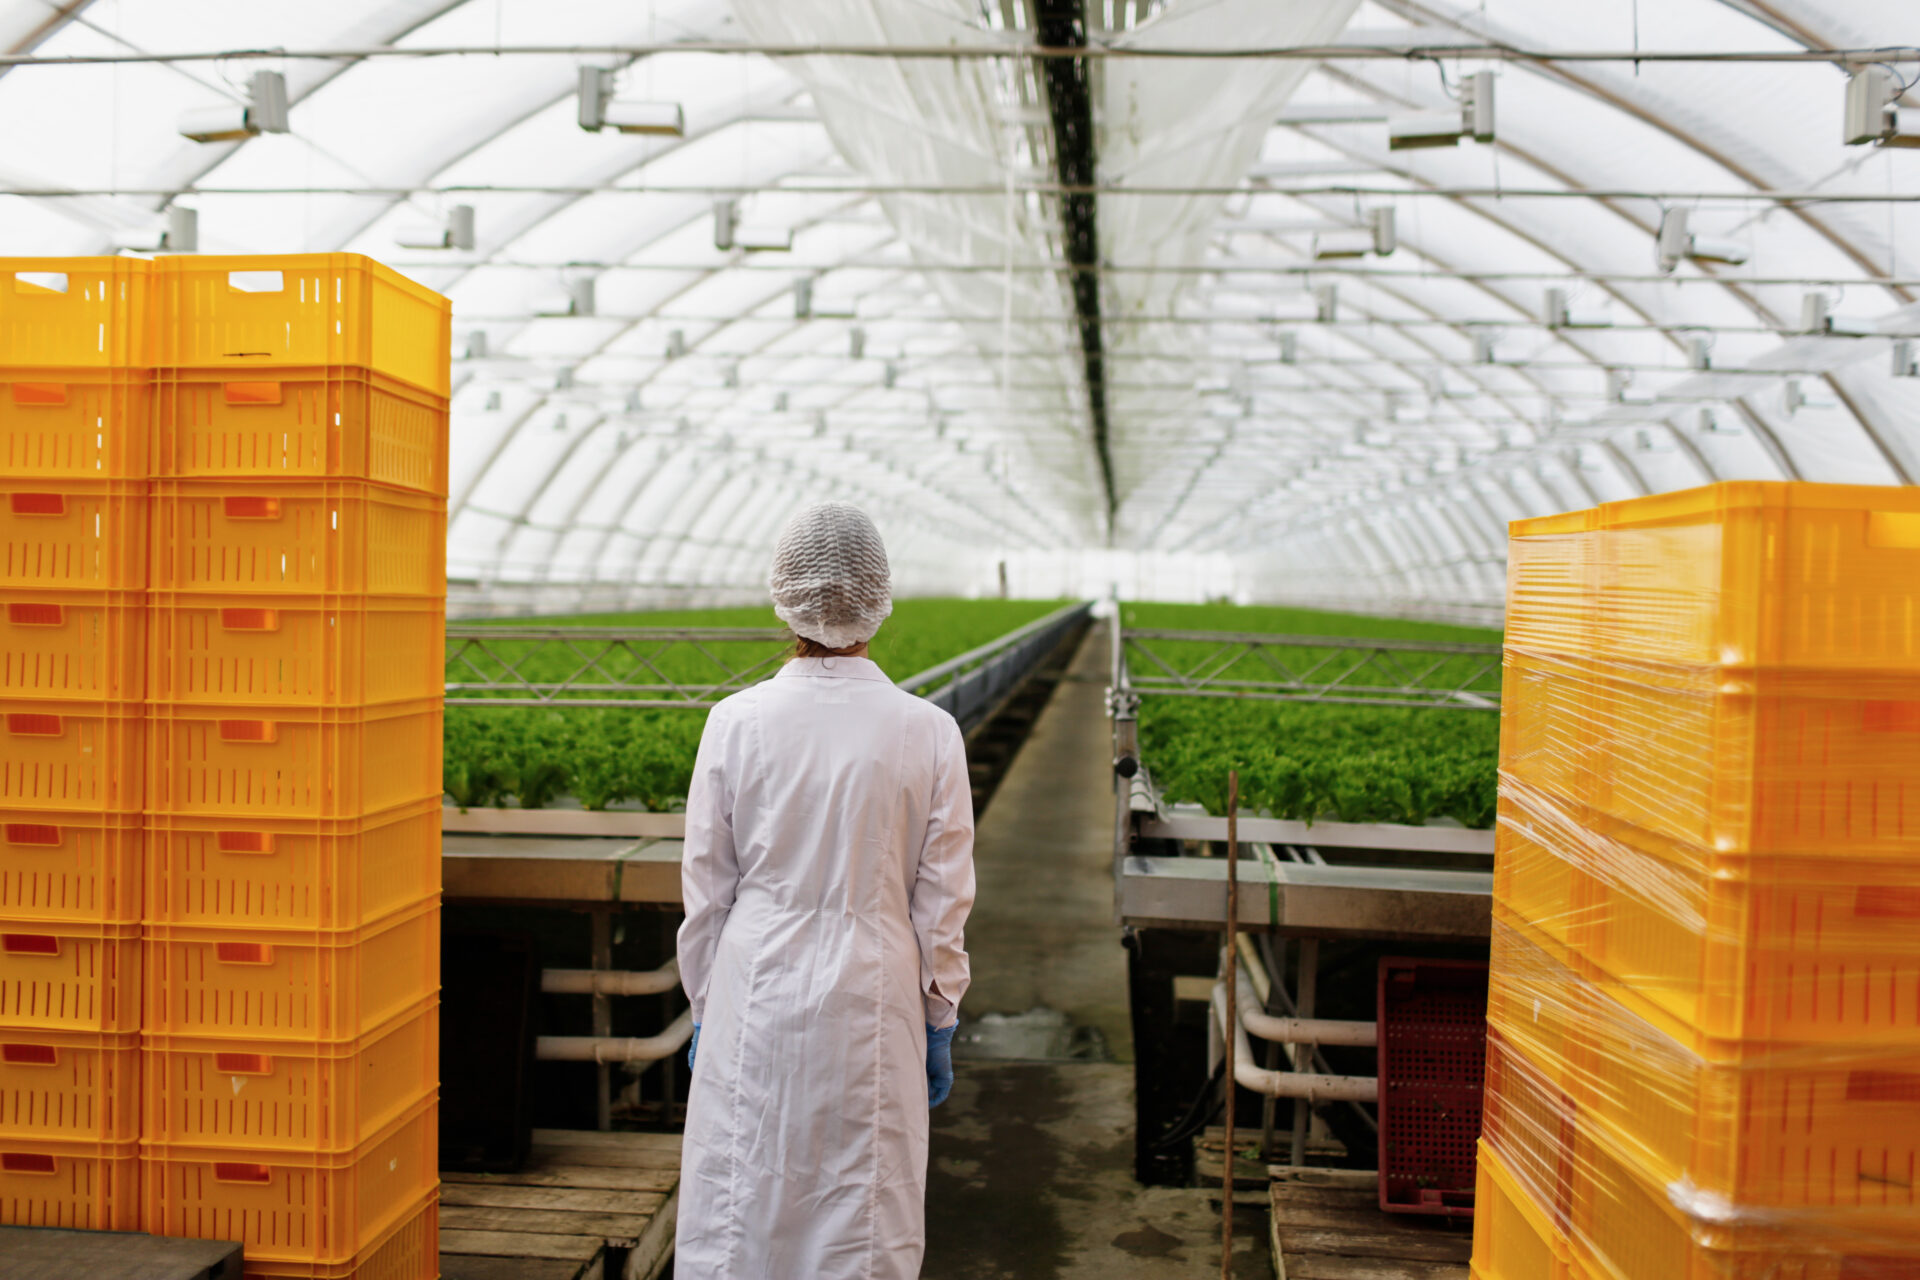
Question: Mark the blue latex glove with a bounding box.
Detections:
[926,1023,956,1108]
[688,1023,700,1072]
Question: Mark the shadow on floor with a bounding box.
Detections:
[925,1061,1270,1280]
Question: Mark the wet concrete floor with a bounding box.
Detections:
[923,623,1270,1279]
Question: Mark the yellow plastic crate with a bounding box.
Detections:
[0,259,151,370]
[143,900,439,1042]
[144,799,441,931]
[1471,1140,1573,1280]
[0,810,143,925]
[148,594,443,709]
[0,1134,140,1230]
[0,368,153,479]
[1567,1117,1920,1280]
[141,1094,437,1268]
[154,365,448,496]
[244,1190,438,1280]
[1481,1030,1577,1228]
[0,480,148,592]
[1501,650,1920,857]
[142,999,437,1152]
[150,480,445,599]
[1508,482,1920,672]
[152,256,451,398]
[146,697,442,821]
[0,919,141,1033]
[0,699,144,814]
[1497,779,1920,1044]
[0,1028,140,1143]
[2,590,146,703]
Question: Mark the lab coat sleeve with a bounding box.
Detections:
[677,704,740,1025]
[911,713,976,1030]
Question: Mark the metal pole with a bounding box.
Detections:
[1220,769,1239,1280]
[591,909,613,1132]
[1289,938,1319,1166]
[1259,938,1283,1160]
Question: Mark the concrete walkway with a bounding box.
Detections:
[924,624,1270,1279]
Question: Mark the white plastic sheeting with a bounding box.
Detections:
[0,0,1912,616]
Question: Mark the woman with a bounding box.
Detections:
[675,501,977,1280]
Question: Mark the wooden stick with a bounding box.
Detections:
[1221,768,1239,1280]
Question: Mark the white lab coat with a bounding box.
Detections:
[675,655,976,1280]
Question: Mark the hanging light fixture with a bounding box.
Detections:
[577,68,685,136]
[179,71,289,142]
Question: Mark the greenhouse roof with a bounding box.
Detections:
[1,0,1913,613]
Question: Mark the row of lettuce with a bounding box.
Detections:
[444,599,1503,828]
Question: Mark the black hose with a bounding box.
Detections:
[1148,1060,1226,1151]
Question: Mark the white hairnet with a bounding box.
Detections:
[768,501,893,649]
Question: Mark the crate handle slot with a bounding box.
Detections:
[1,1044,57,1066]
[7,493,65,517]
[2,935,59,956]
[1862,701,1920,734]
[220,608,279,632]
[217,719,276,744]
[6,602,64,627]
[223,382,283,406]
[216,831,274,855]
[0,1152,56,1175]
[214,1053,273,1075]
[222,496,282,520]
[215,941,272,965]
[6,713,63,737]
[3,823,61,847]
[227,270,284,294]
[212,1162,273,1184]
[10,382,67,407]
[1857,886,1920,919]
[11,272,67,295]
[1846,1071,1920,1104]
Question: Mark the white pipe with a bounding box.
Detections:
[538,1009,696,1064]
[1211,985,1377,1102]
[542,959,680,996]
[1234,955,1376,1047]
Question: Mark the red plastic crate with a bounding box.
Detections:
[143,900,439,1042]
[1378,956,1489,1218]
[141,1094,438,1267]
[0,479,147,592]
[0,1134,140,1230]
[0,919,141,1033]
[145,799,440,931]
[152,255,451,398]
[155,365,448,496]
[150,479,444,598]
[146,697,442,821]
[244,1190,438,1280]
[0,809,142,924]
[0,368,153,479]
[2,589,146,702]
[0,699,144,814]
[143,999,437,1152]
[0,1027,139,1143]
[0,259,151,370]
[149,593,443,708]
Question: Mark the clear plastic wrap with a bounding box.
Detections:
[1478,483,1920,1279]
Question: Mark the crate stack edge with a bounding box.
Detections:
[139,254,449,1279]
[1474,482,1920,1280]
[0,258,154,1232]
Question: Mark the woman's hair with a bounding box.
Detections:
[789,631,868,660]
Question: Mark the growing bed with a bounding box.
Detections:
[444,598,1067,811]
[1122,603,1503,830]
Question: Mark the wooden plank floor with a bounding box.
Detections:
[1269,1167,1472,1280]
[440,1129,681,1280]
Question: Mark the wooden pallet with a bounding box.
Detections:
[440,1129,681,1280]
[1269,1167,1471,1280]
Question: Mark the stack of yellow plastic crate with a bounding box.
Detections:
[0,258,152,1232]
[1476,482,1920,1280]
[134,255,449,1279]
